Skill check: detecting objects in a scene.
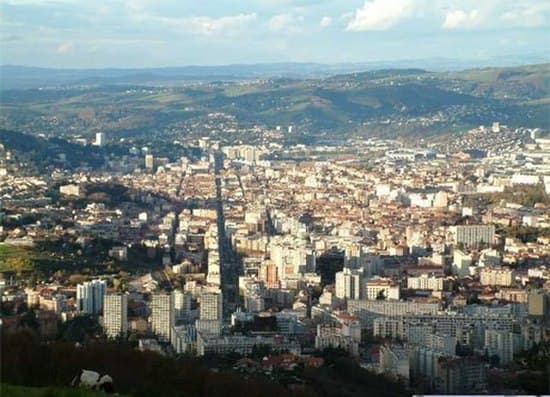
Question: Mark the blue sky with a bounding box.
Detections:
[1,0,548,68]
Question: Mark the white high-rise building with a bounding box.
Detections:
[145,154,154,169]
[95,132,105,147]
[77,280,106,315]
[196,290,223,336]
[103,293,128,338]
[335,268,362,300]
[484,330,515,365]
[150,292,175,342]
[173,290,192,322]
[200,290,222,321]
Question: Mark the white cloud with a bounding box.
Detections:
[269,13,304,33]
[56,41,73,54]
[500,2,550,28]
[320,16,332,27]
[156,13,257,36]
[346,0,417,31]
[442,9,482,29]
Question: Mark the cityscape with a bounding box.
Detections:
[1,1,549,397]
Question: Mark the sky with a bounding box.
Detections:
[0,0,549,68]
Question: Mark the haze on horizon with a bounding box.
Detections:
[1,0,549,69]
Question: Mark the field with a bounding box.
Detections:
[0,244,36,273]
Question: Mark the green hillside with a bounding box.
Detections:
[0,64,548,140]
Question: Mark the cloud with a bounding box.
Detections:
[56,41,73,54]
[442,9,482,29]
[346,0,417,31]
[500,2,550,28]
[320,16,332,27]
[156,13,257,36]
[269,13,304,33]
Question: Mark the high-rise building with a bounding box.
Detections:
[95,132,105,147]
[173,290,192,323]
[335,268,362,300]
[196,290,223,336]
[200,290,222,321]
[150,292,174,342]
[145,154,154,169]
[76,280,106,315]
[103,293,128,338]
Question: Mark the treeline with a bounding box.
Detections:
[1,330,290,397]
[2,330,408,397]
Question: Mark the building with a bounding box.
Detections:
[453,250,472,277]
[407,274,445,291]
[173,290,192,323]
[197,333,300,356]
[196,290,223,336]
[479,267,514,287]
[454,225,495,248]
[347,300,440,328]
[335,268,362,300]
[95,132,105,147]
[150,292,175,342]
[379,344,409,380]
[484,330,516,365]
[145,154,154,169]
[528,291,549,318]
[200,290,222,321]
[364,278,400,300]
[103,293,128,339]
[76,280,106,315]
[436,356,487,394]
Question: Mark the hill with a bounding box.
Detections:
[0,64,548,141]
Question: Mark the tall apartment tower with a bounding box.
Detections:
[173,289,192,323]
[95,132,105,147]
[145,154,154,170]
[196,290,223,336]
[103,293,128,338]
[150,292,174,342]
[200,291,223,321]
[77,279,106,315]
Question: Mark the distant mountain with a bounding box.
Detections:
[2,55,549,89]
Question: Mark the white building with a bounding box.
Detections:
[480,267,514,287]
[150,292,175,342]
[484,330,516,365]
[454,225,495,247]
[335,268,362,300]
[77,279,106,315]
[364,278,400,300]
[173,290,192,323]
[407,274,444,291]
[103,293,128,338]
[95,132,105,147]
